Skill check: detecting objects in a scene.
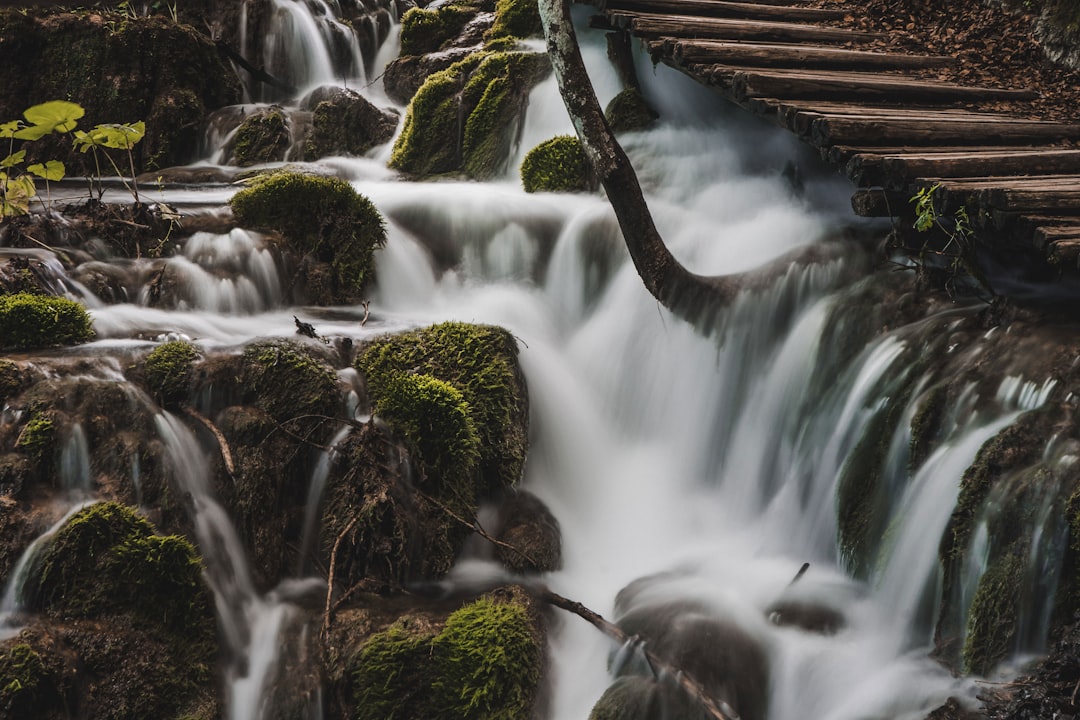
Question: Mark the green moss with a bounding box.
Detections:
[0,644,51,716]
[353,619,438,720]
[962,551,1024,675]
[351,591,542,720]
[486,0,542,41]
[603,87,659,134]
[390,51,551,180]
[520,135,595,193]
[398,4,478,56]
[232,107,290,166]
[240,339,341,423]
[230,172,386,301]
[356,321,528,494]
[15,412,54,461]
[143,340,198,407]
[0,359,21,403]
[0,292,94,351]
[430,596,542,719]
[909,383,948,471]
[375,373,481,499]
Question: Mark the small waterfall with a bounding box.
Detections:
[297,423,353,575]
[59,423,92,493]
[261,0,365,100]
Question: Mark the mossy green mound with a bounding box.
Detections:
[14,412,53,462]
[399,3,479,56]
[142,340,198,407]
[0,643,63,719]
[239,339,341,423]
[962,551,1024,675]
[229,172,386,302]
[390,51,551,179]
[352,589,543,720]
[486,0,542,42]
[520,135,595,194]
[603,87,659,134]
[356,321,528,494]
[374,373,481,498]
[232,107,290,166]
[0,292,94,351]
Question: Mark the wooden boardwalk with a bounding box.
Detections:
[586,0,1080,270]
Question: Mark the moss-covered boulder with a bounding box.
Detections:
[603,87,659,134]
[0,10,240,172]
[0,641,68,720]
[229,172,386,303]
[356,321,529,494]
[350,586,545,720]
[520,135,596,194]
[494,489,562,573]
[141,340,199,408]
[0,292,94,351]
[231,106,291,166]
[389,51,551,179]
[303,87,399,159]
[15,502,219,720]
[398,2,481,57]
[486,0,542,42]
[962,550,1025,675]
[0,359,24,404]
[237,339,341,423]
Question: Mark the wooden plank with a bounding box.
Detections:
[618,15,887,43]
[794,109,1031,139]
[985,187,1080,212]
[872,149,1080,188]
[851,188,908,217]
[1048,238,1080,267]
[671,41,956,71]
[732,69,1040,103]
[811,116,1080,147]
[600,0,846,20]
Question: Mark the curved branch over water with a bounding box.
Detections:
[538,0,828,322]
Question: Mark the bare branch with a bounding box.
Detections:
[183,405,236,478]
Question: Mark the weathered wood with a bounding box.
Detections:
[831,144,1066,167]
[986,187,1080,212]
[616,14,887,43]
[601,0,845,20]
[733,69,1040,103]
[1048,238,1080,266]
[672,41,956,71]
[855,149,1080,189]
[851,188,908,217]
[796,110,1032,140]
[1035,225,1080,251]
[811,116,1080,147]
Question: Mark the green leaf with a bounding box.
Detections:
[23,100,84,134]
[13,124,52,141]
[1,150,25,168]
[0,120,23,139]
[27,160,65,181]
[91,122,146,150]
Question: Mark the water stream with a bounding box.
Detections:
[2,2,1071,718]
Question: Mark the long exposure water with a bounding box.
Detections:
[3,1,1068,718]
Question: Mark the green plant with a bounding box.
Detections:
[907,184,992,299]
[73,121,146,205]
[0,292,95,350]
[0,100,81,217]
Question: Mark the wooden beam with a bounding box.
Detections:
[671,41,956,71]
[851,188,907,217]
[616,14,887,43]
[732,69,1040,103]
[810,116,1080,147]
[600,0,845,20]
[856,149,1080,189]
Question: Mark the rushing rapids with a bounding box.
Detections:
[3,1,1080,719]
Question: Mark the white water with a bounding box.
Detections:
[4,3,1068,719]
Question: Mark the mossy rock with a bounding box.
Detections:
[304,88,399,159]
[520,135,596,194]
[356,321,529,494]
[0,359,23,403]
[494,490,562,573]
[962,550,1025,675]
[230,172,386,303]
[0,292,94,351]
[352,587,544,720]
[232,106,291,166]
[0,642,65,719]
[238,339,341,424]
[398,3,479,57]
[142,340,198,408]
[14,411,55,463]
[603,87,659,134]
[0,11,240,172]
[389,51,551,179]
[374,373,481,500]
[589,676,699,720]
[486,0,542,41]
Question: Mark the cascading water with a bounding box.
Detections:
[4,2,1076,718]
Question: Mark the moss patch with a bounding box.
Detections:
[0,359,22,403]
[520,135,595,193]
[398,3,479,57]
[239,339,341,423]
[486,0,542,42]
[142,340,198,408]
[356,321,528,494]
[232,107,290,166]
[0,643,60,719]
[230,172,386,303]
[962,551,1024,675]
[0,292,94,351]
[603,87,658,134]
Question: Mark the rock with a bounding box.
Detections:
[521,135,597,193]
[301,87,399,159]
[230,106,292,167]
[604,87,659,134]
[493,490,562,573]
[383,47,480,105]
[0,293,94,351]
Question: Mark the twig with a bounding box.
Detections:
[418,489,541,570]
[361,300,370,327]
[323,515,360,639]
[788,562,810,586]
[183,405,236,479]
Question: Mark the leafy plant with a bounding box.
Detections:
[0,101,81,217]
[73,121,146,205]
[906,183,993,299]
